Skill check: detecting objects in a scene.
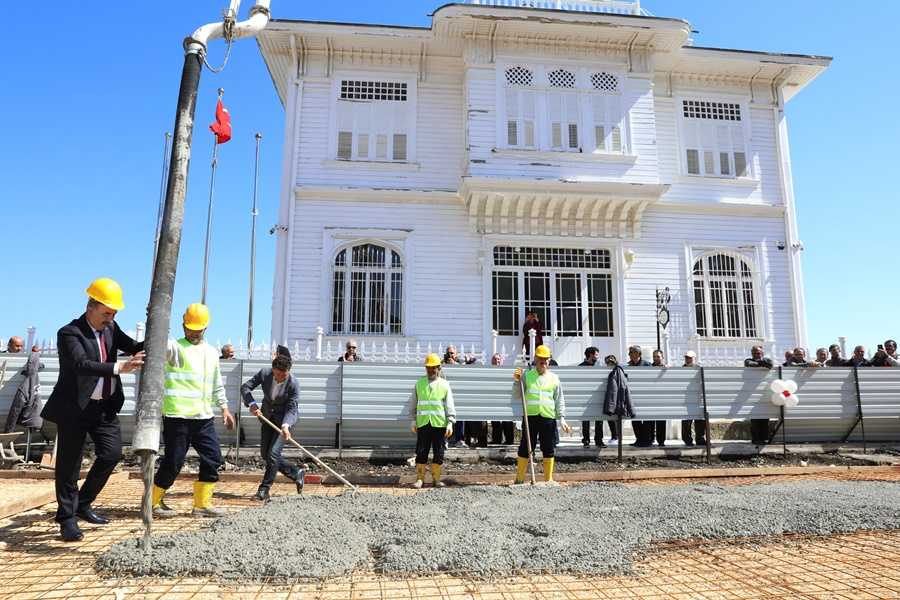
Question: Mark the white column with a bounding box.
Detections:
[315,326,324,361]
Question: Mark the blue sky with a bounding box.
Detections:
[1,1,896,354]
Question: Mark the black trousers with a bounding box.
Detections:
[581,420,617,445]
[517,415,558,459]
[54,403,122,524]
[681,419,708,445]
[490,421,515,444]
[259,424,300,490]
[750,419,771,444]
[154,417,223,489]
[415,424,446,465]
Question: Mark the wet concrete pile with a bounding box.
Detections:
[98,481,900,580]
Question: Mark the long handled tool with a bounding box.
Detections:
[518,372,537,485]
[255,412,358,492]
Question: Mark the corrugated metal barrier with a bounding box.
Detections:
[1,357,898,449]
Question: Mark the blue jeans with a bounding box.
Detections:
[260,424,300,489]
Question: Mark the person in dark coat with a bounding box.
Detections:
[241,353,304,502]
[579,347,606,448]
[649,350,669,447]
[626,345,652,447]
[521,311,544,358]
[846,345,872,368]
[680,351,707,446]
[41,278,144,542]
[603,359,634,421]
[744,345,774,445]
[4,350,44,434]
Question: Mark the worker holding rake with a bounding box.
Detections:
[408,353,456,488]
[241,348,305,503]
[513,344,570,484]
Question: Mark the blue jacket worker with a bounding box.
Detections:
[241,352,305,502]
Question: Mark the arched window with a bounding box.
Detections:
[692,252,759,339]
[331,243,403,335]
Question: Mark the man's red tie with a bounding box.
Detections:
[98,331,112,399]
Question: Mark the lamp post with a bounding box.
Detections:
[656,287,671,353]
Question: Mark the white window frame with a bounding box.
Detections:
[488,245,616,339]
[329,72,417,164]
[676,94,753,180]
[496,62,630,156]
[687,247,765,341]
[320,229,411,337]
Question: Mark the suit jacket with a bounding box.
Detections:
[41,315,143,423]
[240,368,299,427]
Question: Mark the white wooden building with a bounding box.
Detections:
[257,0,830,366]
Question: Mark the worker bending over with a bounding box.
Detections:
[513,345,570,483]
[241,350,305,502]
[152,303,235,517]
[408,353,456,488]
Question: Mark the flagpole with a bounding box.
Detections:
[201,88,224,304]
[152,132,172,277]
[247,132,262,349]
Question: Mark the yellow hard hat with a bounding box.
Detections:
[183,303,211,331]
[424,353,441,368]
[535,345,552,359]
[86,278,125,311]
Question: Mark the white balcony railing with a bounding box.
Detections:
[466,0,649,16]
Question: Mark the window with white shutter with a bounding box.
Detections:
[500,65,627,155]
[333,79,414,162]
[680,100,750,178]
[505,67,537,149]
[589,72,624,154]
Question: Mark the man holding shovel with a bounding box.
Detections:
[513,345,570,484]
[241,351,305,502]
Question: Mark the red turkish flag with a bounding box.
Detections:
[209,99,232,144]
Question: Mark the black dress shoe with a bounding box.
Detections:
[295,468,306,494]
[76,507,110,525]
[60,521,84,542]
[253,488,270,502]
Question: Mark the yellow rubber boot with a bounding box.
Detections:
[514,457,528,484]
[152,485,176,518]
[192,482,227,518]
[413,464,426,489]
[543,457,556,483]
[431,464,445,488]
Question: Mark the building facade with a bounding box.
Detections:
[258,0,830,365]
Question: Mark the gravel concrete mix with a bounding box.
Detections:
[97,481,900,581]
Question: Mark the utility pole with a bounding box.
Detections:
[131,0,272,553]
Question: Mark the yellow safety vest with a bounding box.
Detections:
[163,338,221,419]
[524,369,559,419]
[415,377,450,429]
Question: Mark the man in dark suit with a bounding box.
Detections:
[241,352,304,502]
[41,278,144,542]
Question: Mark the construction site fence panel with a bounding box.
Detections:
[1,357,898,448]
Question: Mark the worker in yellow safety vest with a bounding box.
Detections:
[151,303,235,517]
[407,353,456,488]
[513,344,571,483]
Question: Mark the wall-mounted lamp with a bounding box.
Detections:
[623,248,636,266]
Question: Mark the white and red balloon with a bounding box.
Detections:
[769,379,799,407]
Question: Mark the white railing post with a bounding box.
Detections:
[25,326,36,351]
[528,328,537,359]
[315,326,324,361]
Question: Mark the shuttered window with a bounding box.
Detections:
[692,252,759,339]
[681,100,750,178]
[334,79,413,162]
[502,66,625,154]
[332,243,403,335]
[505,67,537,149]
